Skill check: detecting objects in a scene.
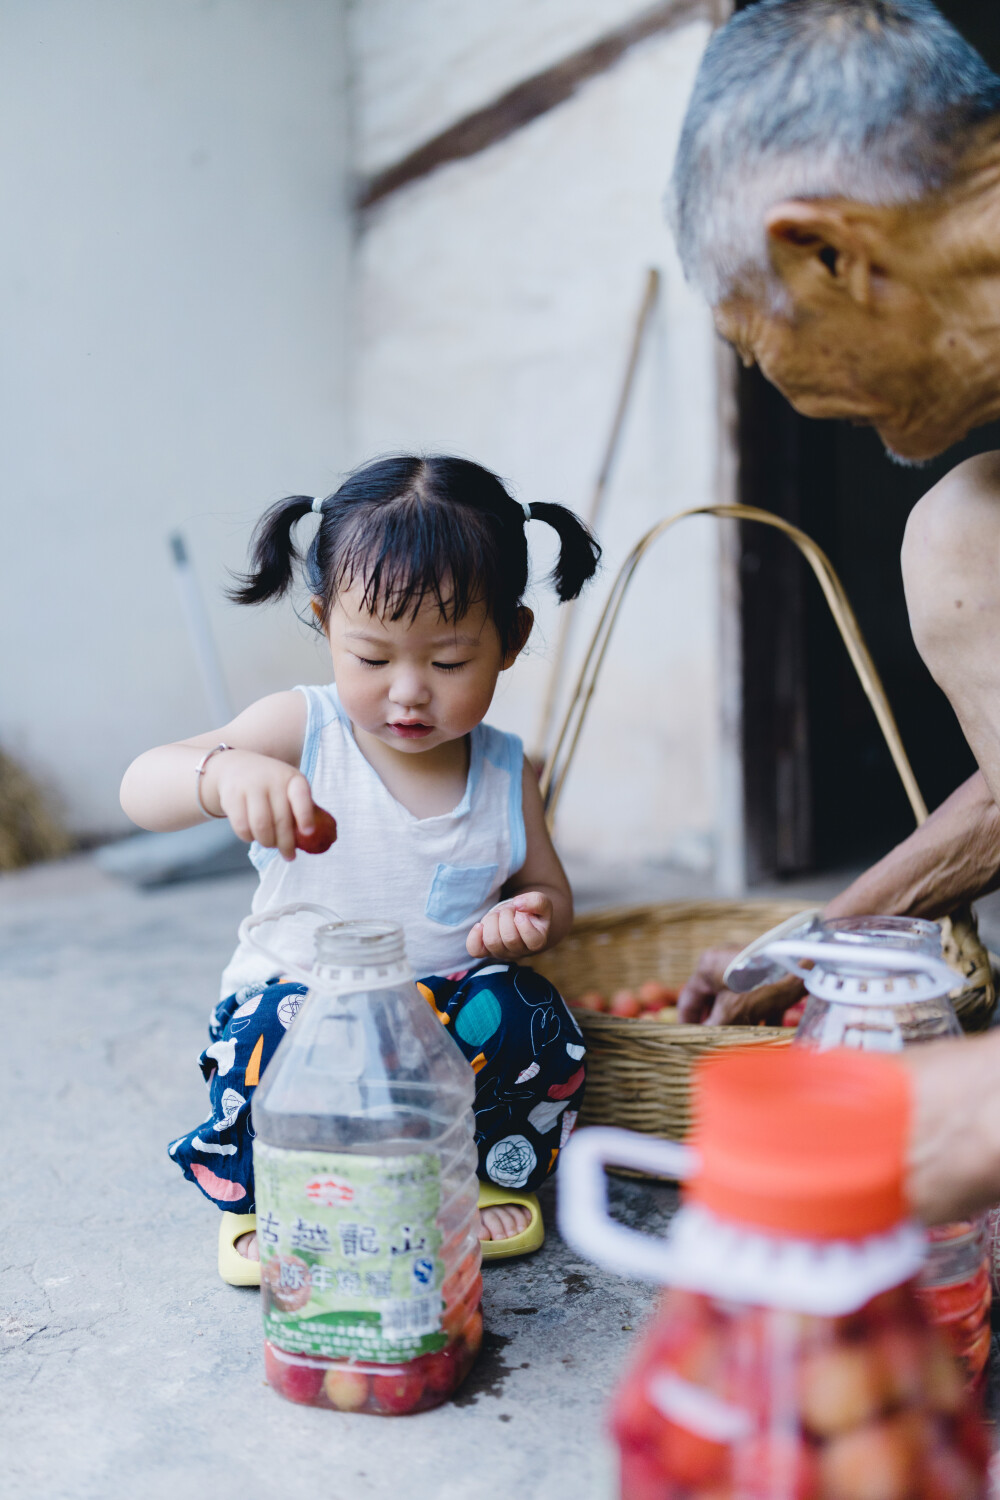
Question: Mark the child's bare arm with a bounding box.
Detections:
[466,760,573,961]
[119,691,321,861]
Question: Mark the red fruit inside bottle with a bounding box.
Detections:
[265,1344,327,1404]
[295,806,337,854]
[421,1342,461,1396]
[611,1286,990,1500]
[370,1367,427,1415]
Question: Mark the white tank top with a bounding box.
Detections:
[220,682,526,996]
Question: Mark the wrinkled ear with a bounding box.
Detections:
[502,606,534,668]
[765,200,876,307]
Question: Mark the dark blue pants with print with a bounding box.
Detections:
[169,963,586,1212]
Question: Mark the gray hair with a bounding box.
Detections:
[669,0,1000,308]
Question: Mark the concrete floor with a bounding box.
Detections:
[4,851,998,1500]
[2,854,682,1500]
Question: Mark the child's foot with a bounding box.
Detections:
[237,1209,531,1258]
[478,1204,531,1242]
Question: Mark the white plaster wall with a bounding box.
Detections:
[352,0,678,175]
[352,21,722,866]
[0,1,350,835]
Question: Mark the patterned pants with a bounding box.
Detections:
[169,962,586,1212]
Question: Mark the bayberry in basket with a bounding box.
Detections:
[610,989,641,1018]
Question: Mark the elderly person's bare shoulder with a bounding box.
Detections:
[903,452,1000,576]
[902,452,1000,684]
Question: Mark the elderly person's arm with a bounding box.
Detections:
[678,773,1000,1024]
[904,1031,1000,1224]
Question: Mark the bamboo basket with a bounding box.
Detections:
[527,504,994,1147]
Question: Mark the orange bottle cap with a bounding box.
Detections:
[686,1048,912,1240]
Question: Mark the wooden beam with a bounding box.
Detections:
[359,0,710,210]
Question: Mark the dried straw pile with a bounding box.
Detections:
[0,747,72,869]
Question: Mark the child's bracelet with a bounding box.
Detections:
[194,743,232,819]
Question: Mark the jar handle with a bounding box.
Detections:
[238,902,341,989]
[557,1127,697,1283]
[765,939,959,992]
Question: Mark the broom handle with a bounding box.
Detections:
[540,504,929,830]
[531,268,661,759]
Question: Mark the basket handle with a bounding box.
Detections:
[540,504,928,831]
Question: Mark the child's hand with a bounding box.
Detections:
[202,748,333,862]
[467,892,552,961]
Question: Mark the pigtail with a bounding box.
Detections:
[226,495,317,606]
[528,501,602,602]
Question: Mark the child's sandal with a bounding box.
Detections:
[478,1182,544,1260]
[218,1211,261,1287]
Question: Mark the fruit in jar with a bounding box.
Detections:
[818,1413,922,1500]
[263,1340,286,1392]
[323,1366,370,1411]
[295,805,337,854]
[919,1447,982,1500]
[918,1265,990,1325]
[264,1344,326,1405]
[370,1367,427,1415]
[463,1308,484,1357]
[610,989,642,1018]
[650,1412,730,1489]
[872,1326,925,1407]
[799,1343,886,1436]
[736,1434,821,1500]
[619,1449,678,1500]
[923,1339,965,1415]
[573,990,608,1012]
[421,1343,461,1396]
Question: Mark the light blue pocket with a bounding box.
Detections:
[426,862,499,925]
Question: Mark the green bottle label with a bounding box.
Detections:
[254,1142,446,1362]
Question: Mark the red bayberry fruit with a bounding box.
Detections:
[572,990,608,1012]
[610,989,642,1018]
[463,1308,484,1358]
[737,1435,820,1500]
[370,1367,427,1415]
[421,1343,461,1396]
[272,1351,326,1405]
[263,1341,286,1393]
[295,806,337,854]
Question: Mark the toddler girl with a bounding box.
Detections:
[121,455,600,1279]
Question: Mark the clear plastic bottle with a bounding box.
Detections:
[559,1049,991,1500]
[244,906,483,1413]
[763,928,992,1388]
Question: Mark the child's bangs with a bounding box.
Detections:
[334,502,496,628]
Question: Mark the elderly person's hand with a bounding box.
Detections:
[677,946,804,1026]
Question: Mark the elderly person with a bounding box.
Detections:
[670,0,1000,1226]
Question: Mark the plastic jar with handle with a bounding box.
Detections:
[762,929,992,1388]
[243,904,483,1414]
[558,1049,991,1500]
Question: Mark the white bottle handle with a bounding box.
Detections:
[764,939,957,992]
[238,902,341,989]
[557,1127,697,1283]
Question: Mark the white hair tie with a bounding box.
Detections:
[311,495,325,515]
[521,501,532,523]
